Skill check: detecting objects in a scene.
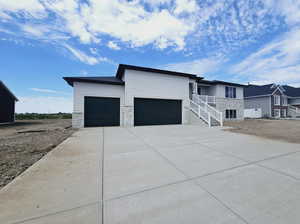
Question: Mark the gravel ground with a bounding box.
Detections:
[0,119,75,189]
[225,119,300,144]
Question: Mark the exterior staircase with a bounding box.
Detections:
[288,105,300,118]
[190,94,223,127]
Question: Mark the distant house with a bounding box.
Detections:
[0,81,18,123]
[244,84,300,118]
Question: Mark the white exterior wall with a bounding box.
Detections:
[124,69,191,126]
[73,82,125,128]
[210,85,243,99]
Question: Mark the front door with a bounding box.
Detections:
[274,109,281,118]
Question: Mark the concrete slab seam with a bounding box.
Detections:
[255,163,300,181]
[125,129,251,224]
[8,201,100,224]
[125,128,190,179]
[193,181,250,224]
[101,128,105,224]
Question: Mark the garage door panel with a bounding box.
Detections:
[84,97,120,127]
[134,98,182,126]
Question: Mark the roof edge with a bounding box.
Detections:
[116,64,202,80]
[63,77,125,87]
[0,81,18,101]
[198,79,246,87]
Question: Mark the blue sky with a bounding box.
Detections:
[0,0,299,113]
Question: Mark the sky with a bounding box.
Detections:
[0,0,300,113]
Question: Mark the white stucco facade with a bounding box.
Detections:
[123,70,192,126]
[72,69,193,128]
[72,82,125,128]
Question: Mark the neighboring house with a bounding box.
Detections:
[0,81,18,124]
[64,64,245,128]
[244,83,300,118]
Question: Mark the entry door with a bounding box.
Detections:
[134,98,182,126]
[274,109,281,118]
[282,109,287,118]
[84,97,120,127]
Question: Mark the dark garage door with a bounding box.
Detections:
[84,97,120,127]
[134,98,182,126]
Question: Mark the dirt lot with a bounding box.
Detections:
[225,119,300,144]
[0,119,75,189]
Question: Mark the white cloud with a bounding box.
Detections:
[264,0,300,25]
[1,0,300,66]
[30,88,71,95]
[163,57,223,75]
[0,11,11,20]
[231,29,300,84]
[81,1,195,49]
[107,41,120,50]
[64,44,111,65]
[0,0,45,18]
[174,0,198,15]
[22,24,49,37]
[16,96,72,113]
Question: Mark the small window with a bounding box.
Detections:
[225,86,236,98]
[274,95,280,105]
[226,109,237,119]
[197,86,201,95]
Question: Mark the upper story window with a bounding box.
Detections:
[274,95,281,105]
[225,86,236,98]
[282,96,288,106]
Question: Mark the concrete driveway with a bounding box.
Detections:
[1,125,300,224]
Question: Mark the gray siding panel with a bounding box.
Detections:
[244,96,271,117]
[289,98,300,105]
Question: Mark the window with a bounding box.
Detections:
[226,109,237,119]
[274,95,280,105]
[282,96,288,106]
[197,86,202,95]
[225,86,236,98]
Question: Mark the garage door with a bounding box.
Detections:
[134,98,182,126]
[84,97,120,127]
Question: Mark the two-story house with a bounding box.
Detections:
[244,84,300,118]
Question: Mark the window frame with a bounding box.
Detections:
[274,95,281,106]
[225,86,237,99]
[226,109,237,119]
[282,96,288,106]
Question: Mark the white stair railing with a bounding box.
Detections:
[199,95,216,104]
[288,105,300,116]
[190,100,211,127]
[289,105,299,113]
[191,94,223,127]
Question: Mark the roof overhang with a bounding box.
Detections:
[197,79,245,88]
[116,64,202,80]
[63,77,125,87]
